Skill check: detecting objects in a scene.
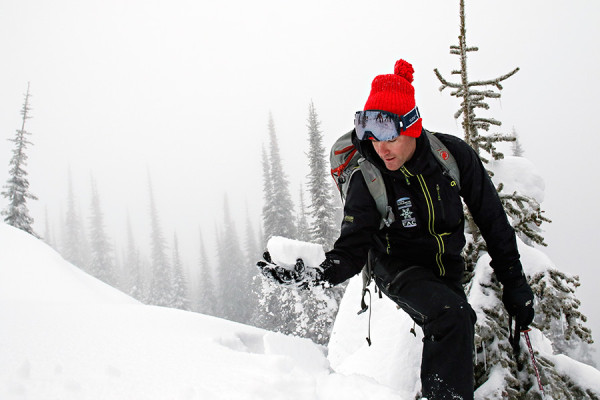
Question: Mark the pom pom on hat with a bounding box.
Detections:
[363,59,422,138]
[394,59,415,83]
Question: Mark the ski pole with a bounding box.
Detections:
[523,328,545,398]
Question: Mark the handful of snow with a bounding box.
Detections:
[266,236,325,270]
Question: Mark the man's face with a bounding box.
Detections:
[371,135,417,171]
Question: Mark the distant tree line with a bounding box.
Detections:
[1,87,344,345]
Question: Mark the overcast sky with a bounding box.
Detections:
[1,0,599,360]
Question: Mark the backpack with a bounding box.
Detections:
[329,129,461,339]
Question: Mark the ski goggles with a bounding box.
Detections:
[354,107,421,141]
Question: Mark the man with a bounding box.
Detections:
[258,59,534,400]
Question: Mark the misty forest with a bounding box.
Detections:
[2,1,597,398]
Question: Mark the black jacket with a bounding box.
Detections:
[323,129,523,286]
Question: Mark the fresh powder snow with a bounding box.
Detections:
[3,147,600,400]
[0,223,403,399]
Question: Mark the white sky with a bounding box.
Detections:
[1,0,599,358]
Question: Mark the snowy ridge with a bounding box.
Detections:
[0,223,401,399]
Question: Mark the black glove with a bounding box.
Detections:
[502,276,535,331]
[257,251,325,289]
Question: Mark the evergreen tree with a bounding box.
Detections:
[43,207,55,249]
[434,0,549,271]
[62,170,89,270]
[216,195,251,323]
[305,101,339,251]
[244,208,263,316]
[244,204,261,264]
[196,228,217,316]
[88,176,117,286]
[261,145,276,242]
[265,113,296,239]
[2,82,38,236]
[511,127,525,157]
[436,1,592,398]
[296,185,311,242]
[170,233,190,310]
[147,177,171,307]
[123,213,144,301]
[530,269,595,367]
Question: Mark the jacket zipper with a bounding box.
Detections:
[416,174,446,276]
[400,166,446,276]
[436,184,446,220]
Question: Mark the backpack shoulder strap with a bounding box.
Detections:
[357,158,394,228]
[425,130,461,190]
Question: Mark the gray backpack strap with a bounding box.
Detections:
[357,158,395,228]
[426,130,461,190]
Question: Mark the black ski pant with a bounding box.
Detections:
[374,263,476,400]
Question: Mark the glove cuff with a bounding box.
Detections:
[495,260,525,286]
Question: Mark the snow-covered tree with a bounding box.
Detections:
[216,195,252,323]
[434,0,550,269]
[305,101,339,251]
[2,82,38,237]
[147,177,171,307]
[87,176,117,286]
[62,170,89,270]
[296,185,311,242]
[195,229,217,316]
[43,207,55,249]
[123,213,144,301]
[260,145,275,243]
[435,1,593,398]
[263,113,296,240]
[512,127,525,157]
[170,233,190,310]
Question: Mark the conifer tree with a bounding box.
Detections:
[296,185,311,242]
[43,207,55,249]
[305,101,339,251]
[244,209,262,312]
[436,1,593,398]
[88,176,117,286]
[62,170,89,270]
[434,0,549,270]
[511,127,525,157]
[170,233,190,310]
[217,195,251,323]
[196,229,217,316]
[264,113,296,239]
[2,82,38,237]
[261,145,275,242]
[123,213,144,301]
[147,177,171,307]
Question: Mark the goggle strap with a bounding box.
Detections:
[400,107,420,130]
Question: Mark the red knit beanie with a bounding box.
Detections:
[363,59,422,138]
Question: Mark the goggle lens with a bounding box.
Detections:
[354,107,420,141]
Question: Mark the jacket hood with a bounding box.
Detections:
[351,128,438,177]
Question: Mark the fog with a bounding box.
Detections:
[1,0,599,361]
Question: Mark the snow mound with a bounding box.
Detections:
[489,156,545,203]
[267,236,325,269]
[0,223,403,399]
[328,275,423,399]
[0,223,137,305]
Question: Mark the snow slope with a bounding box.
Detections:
[0,223,402,400]
[3,215,600,399]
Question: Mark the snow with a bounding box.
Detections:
[0,223,401,399]
[3,197,600,399]
[489,156,545,203]
[267,236,326,270]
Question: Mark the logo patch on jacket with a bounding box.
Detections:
[397,197,417,228]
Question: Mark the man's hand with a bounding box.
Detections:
[502,276,535,331]
[257,252,325,289]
